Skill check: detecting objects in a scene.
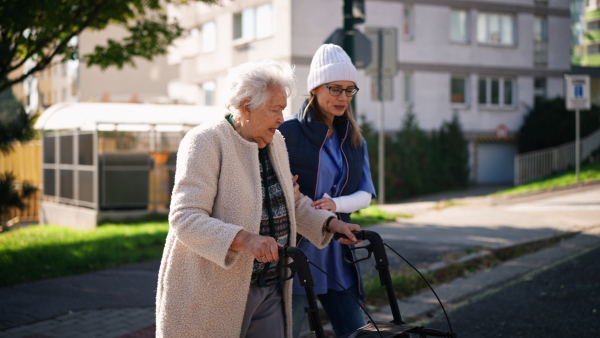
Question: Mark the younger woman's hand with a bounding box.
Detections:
[312,198,337,212]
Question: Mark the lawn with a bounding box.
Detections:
[493,160,600,196]
[0,207,399,288]
[0,222,168,287]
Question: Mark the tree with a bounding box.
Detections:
[518,97,600,153]
[0,87,38,231]
[0,85,37,153]
[0,0,219,93]
[0,172,37,231]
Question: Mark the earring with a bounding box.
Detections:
[246,119,250,123]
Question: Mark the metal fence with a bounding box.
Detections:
[514,128,600,185]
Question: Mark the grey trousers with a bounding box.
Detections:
[240,282,285,338]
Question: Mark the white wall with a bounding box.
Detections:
[79,26,178,103]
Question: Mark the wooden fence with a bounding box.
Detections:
[0,141,41,228]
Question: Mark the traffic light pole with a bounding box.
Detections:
[343,0,356,112]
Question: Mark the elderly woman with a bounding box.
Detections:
[155,59,362,338]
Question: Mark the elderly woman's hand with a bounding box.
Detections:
[231,230,282,262]
[292,175,301,202]
[327,218,362,245]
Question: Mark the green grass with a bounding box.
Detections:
[351,206,411,227]
[0,207,404,288]
[0,222,169,287]
[492,161,600,197]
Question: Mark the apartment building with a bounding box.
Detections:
[572,0,600,66]
[167,0,571,184]
[78,26,178,103]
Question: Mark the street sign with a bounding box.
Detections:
[495,124,509,140]
[565,74,591,111]
[370,76,394,101]
[325,28,372,69]
[365,27,397,101]
[364,27,397,77]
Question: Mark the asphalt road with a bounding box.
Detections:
[422,244,600,337]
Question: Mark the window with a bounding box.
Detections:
[202,21,216,52]
[534,78,546,101]
[255,4,273,39]
[588,44,600,55]
[534,16,547,65]
[404,72,413,104]
[477,13,515,46]
[233,3,272,42]
[202,81,216,106]
[478,77,515,107]
[588,20,600,30]
[451,76,468,105]
[402,5,414,39]
[450,9,469,43]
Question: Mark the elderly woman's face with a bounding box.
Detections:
[245,88,287,148]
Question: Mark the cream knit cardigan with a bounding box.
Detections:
[156,118,334,338]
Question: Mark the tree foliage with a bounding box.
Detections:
[517,97,600,153]
[0,172,37,231]
[0,0,219,93]
[362,112,470,202]
[0,83,37,154]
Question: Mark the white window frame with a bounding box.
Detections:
[202,21,216,53]
[534,16,548,65]
[402,4,414,40]
[202,81,216,106]
[478,76,515,108]
[450,75,469,107]
[450,9,470,43]
[233,3,273,44]
[534,77,546,101]
[404,72,413,106]
[477,12,516,46]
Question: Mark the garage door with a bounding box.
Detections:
[477,143,517,184]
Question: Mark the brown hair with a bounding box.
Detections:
[302,94,363,148]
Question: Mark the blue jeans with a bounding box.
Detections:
[292,285,366,338]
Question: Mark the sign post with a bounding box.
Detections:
[365,27,397,205]
[564,74,591,182]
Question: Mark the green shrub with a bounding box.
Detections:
[361,111,470,202]
[518,97,600,153]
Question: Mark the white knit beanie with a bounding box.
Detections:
[307,44,357,93]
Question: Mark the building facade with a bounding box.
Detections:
[78,26,179,104]
[167,0,571,184]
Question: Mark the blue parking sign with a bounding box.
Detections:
[565,75,590,111]
[574,84,583,98]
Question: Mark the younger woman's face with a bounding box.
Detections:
[313,81,357,123]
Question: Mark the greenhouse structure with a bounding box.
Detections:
[34,102,223,229]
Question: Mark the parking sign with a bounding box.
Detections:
[565,74,591,111]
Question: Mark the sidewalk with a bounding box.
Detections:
[1,184,599,338]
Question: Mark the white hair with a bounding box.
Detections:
[225,59,296,114]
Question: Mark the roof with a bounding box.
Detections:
[34,102,225,132]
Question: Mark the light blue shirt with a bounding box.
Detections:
[293,130,376,295]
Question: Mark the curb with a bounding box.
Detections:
[369,225,600,324]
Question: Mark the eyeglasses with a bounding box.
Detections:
[322,85,359,97]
